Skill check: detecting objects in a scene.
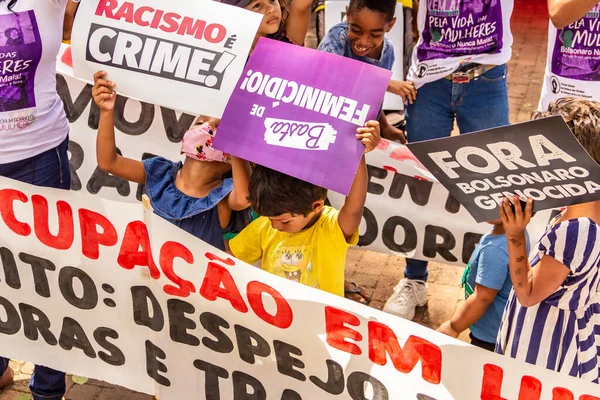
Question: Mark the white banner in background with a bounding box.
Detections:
[324,1,405,110]
[0,176,598,399]
[71,0,261,117]
[57,49,551,266]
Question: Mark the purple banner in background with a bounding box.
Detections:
[0,10,42,112]
[418,0,504,61]
[213,38,391,195]
[551,4,600,81]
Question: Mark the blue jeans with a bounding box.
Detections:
[0,136,70,400]
[404,64,509,281]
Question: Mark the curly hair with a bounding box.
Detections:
[249,165,328,217]
[277,0,291,37]
[532,97,600,164]
[348,0,397,22]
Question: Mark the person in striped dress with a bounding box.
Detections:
[496,97,600,383]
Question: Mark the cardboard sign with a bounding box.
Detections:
[407,117,600,222]
[213,38,391,195]
[70,0,261,117]
[0,176,599,399]
[324,0,405,110]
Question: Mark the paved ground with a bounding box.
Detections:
[0,0,550,398]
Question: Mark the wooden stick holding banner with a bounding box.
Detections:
[0,176,598,399]
[71,0,262,117]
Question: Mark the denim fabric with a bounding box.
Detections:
[0,136,70,400]
[403,64,509,281]
[318,22,395,70]
[143,157,233,251]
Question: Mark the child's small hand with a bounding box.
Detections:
[92,71,116,112]
[356,120,381,153]
[387,80,417,104]
[437,321,459,338]
[499,195,533,237]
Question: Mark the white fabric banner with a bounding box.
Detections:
[0,176,597,399]
[71,0,261,117]
[56,50,551,266]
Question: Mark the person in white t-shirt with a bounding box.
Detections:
[384,0,514,321]
[0,1,78,399]
[538,0,600,111]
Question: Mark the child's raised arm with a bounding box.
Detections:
[338,120,380,241]
[499,196,571,307]
[285,0,312,45]
[93,71,146,185]
[226,156,252,211]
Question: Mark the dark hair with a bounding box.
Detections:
[249,165,328,217]
[348,0,396,22]
[532,97,600,164]
[0,0,18,11]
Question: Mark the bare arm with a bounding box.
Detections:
[62,0,79,42]
[547,0,598,28]
[226,156,252,211]
[500,197,570,307]
[338,120,380,240]
[285,0,312,45]
[93,71,146,184]
[438,284,498,337]
[338,156,367,241]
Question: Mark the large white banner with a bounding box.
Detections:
[56,51,551,266]
[71,0,261,117]
[0,176,597,399]
[324,1,405,110]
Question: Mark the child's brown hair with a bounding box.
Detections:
[532,97,600,164]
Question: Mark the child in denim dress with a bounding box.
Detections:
[92,71,252,250]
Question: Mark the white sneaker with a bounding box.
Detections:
[383,279,428,320]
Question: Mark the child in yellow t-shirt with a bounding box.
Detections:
[229,121,381,296]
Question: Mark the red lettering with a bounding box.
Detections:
[159,12,181,33]
[177,17,206,39]
[117,221,160,279]
[247,281,293,329]
[204,23,227,43]
[133,6,154,27]
[79,209,118,260]
[481,364,506,400]
[114,1,135,23]
[200,262,248,313]
[160,241,195,297]
[150,9,164,29]
[368,322,441,385]
[205,252,235,266]
[324,306,362,355]
[552,388,574,400]
[31,195,74,250]
[0,189,31,236]
[95,0,118,18]
[518,376,542,400]
[581,396,600,400]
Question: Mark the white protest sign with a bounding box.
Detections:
[324,0,405,110]
[0,176,598,399]
[71,0,262,117]
[56,58,550,265]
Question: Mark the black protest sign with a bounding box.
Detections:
[407,116,600,222]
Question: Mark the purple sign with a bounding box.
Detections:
[418,0,504,61]
[551,4,600,81]
[213,38,391,195]
[0,10,42,112]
